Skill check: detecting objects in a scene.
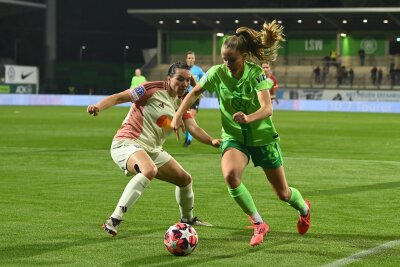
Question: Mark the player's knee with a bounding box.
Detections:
[141,164,158,179]
[173,172,192,187]
[180,172,192,187]
[224,171,241,188]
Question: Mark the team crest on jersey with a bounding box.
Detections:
[130,86,145,101]
[256,74,267,83]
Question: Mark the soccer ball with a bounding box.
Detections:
[164,223,198,256]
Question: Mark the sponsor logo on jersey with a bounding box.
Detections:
[156,115,172,130]
[256,74,267,83]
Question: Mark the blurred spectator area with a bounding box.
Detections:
[3,5,400,94]
[129,6,400,91]
[144,54,399,90]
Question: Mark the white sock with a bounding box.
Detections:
[111,173,151,220]
[175,182,194,222]
[251,212,263,224]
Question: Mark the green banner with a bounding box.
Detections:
[0,85,11,93]
[168,33,213,55]
[0,84,37,94]
[340,34,386,56]
[285,33,337,56]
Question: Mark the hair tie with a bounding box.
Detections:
[235,33,240,37]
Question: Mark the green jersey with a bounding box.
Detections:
[199,61,280,146]
[130,75,147,88]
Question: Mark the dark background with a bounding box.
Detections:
[1,0,399,66]
[1,0,399,93]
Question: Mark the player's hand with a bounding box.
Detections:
[211,139,222,148]
[233,111,249,124]
[87,105,100,116]
[171,116,185,141]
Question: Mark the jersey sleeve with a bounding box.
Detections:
[126,85,147,102]
[253,67,273,92]
[182,111,193,120]
[199,66,218,92]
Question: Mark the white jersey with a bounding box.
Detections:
[114,81,191,153]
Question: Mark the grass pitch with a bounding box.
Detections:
[1,106,399,266]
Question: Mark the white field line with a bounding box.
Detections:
[322,240,400,267]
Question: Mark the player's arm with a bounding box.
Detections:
[87,90,131,116]
[171,83,205,138]
[190,75,196,87]
[183,117,221,148]
[233,89,272,124]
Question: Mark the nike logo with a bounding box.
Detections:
[21,72,33,80]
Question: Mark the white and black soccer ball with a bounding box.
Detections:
[164,223,198,256]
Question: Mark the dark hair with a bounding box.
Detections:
[186,51,195,56]
[223,20,285,62]
[167,62,190,77]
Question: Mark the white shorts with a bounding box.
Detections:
[110,139,172,174]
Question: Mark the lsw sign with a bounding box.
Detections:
[305,40,323,51]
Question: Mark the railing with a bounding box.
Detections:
[143,64,400,92]
[274,55,392,68]
[275,72,400,90]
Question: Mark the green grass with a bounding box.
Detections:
[1,106,400,266]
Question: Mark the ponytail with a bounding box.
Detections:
[223,20,285,63]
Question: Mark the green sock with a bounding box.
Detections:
[287,187,308,216]
[228,183,257,215]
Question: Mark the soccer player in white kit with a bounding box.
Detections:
[87,62,220,236]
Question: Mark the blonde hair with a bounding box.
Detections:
[223,20,285,63]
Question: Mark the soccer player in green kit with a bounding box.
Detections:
[171,20,311,247]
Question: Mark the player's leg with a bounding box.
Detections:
[221,141,268,246]
[155,153,211,226]
[222,142,262,222]
[103,141,156,236]
[111,150,156,219]
[259,143,311,234]
[264,166,311,234]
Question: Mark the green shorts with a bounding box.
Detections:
[220,140,284,169]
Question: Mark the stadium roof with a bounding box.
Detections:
[0,0,45,16]
[127,7,400,33]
